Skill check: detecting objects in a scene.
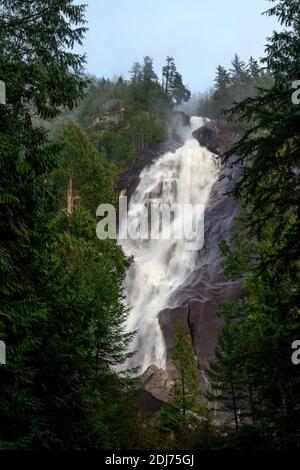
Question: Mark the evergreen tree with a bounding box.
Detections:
[162,57,191,106]
[217,0,300,448]
[213,65,232,112]
[206,320,246,431]
[0,0,137,449]
[0,0,87,448]
[171,71,191,106]
[162,56,177,95]
[170,324,201,417]
[230,54,248,86]
[215,65,232,91]
[215,216,300,449]
[0,0,87,118]
[198,55,272,119]
[160,324,202,430]
[224,0,300,286]
[229,54,249,102]
[58,122,116,214]
[142,56,158,91]
[158,322,213,449]
[247,56,261,80]
[130,62,143,84]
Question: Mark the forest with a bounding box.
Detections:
[0,0,299,452]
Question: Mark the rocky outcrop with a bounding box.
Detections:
[140,365,171,403]
[192,118,241,155]
[90,99,125,127]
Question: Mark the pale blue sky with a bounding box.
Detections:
[79,0,279,92]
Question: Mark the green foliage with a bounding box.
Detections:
[198,54,273,120]
[48,70,168,165]
[205,0,300,449]
[169,324,202,417]
[56,122,117,212]
[45,55,191,167]
[157,323,213,449]
[0,0,138,450]
[162,56,191,106]
[207,320,245,431]
[0,0,87,119]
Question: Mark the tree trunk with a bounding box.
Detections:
[67,175,73,232]
[230,371,239,430]
[67,175,73,215]
[181,369,186,416]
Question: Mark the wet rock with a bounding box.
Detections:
[138,390,165,419]
[158,306,191,376]
[117,142,180,201]
[159,119,242,389]
[193,118,241,155]
[131,118,243,404]
[168,111,191,129]
[140,364,171,403]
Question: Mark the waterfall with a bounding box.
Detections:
[119,117,219,374]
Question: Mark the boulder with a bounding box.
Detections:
[140,364,171,403]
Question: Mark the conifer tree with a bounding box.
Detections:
[130,62,143,83]
[206,320,246,431]
[158,322,213,449]
[218,1,300,446]
[142,56,158,91]
[159,323,203,433]
[162,57,191,106]
[170,324,201,417]
[213,65,232,112]
[247,56,261,80]
[0,0,137,449]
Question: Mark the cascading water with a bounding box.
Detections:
[119,117,219,374]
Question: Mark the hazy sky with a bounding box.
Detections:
[79,0,280,92]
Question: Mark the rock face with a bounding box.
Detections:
[138,390,165,419]
[90,99,125,127]
[167,110,191,130]
[158,118,242,388]
[123,118,242,411]
[140,365,171,403]
[192,118,241,155]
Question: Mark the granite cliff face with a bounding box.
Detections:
[158,120,241,388]
[118,117,242,405]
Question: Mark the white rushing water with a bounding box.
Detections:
[119,117,218,374]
